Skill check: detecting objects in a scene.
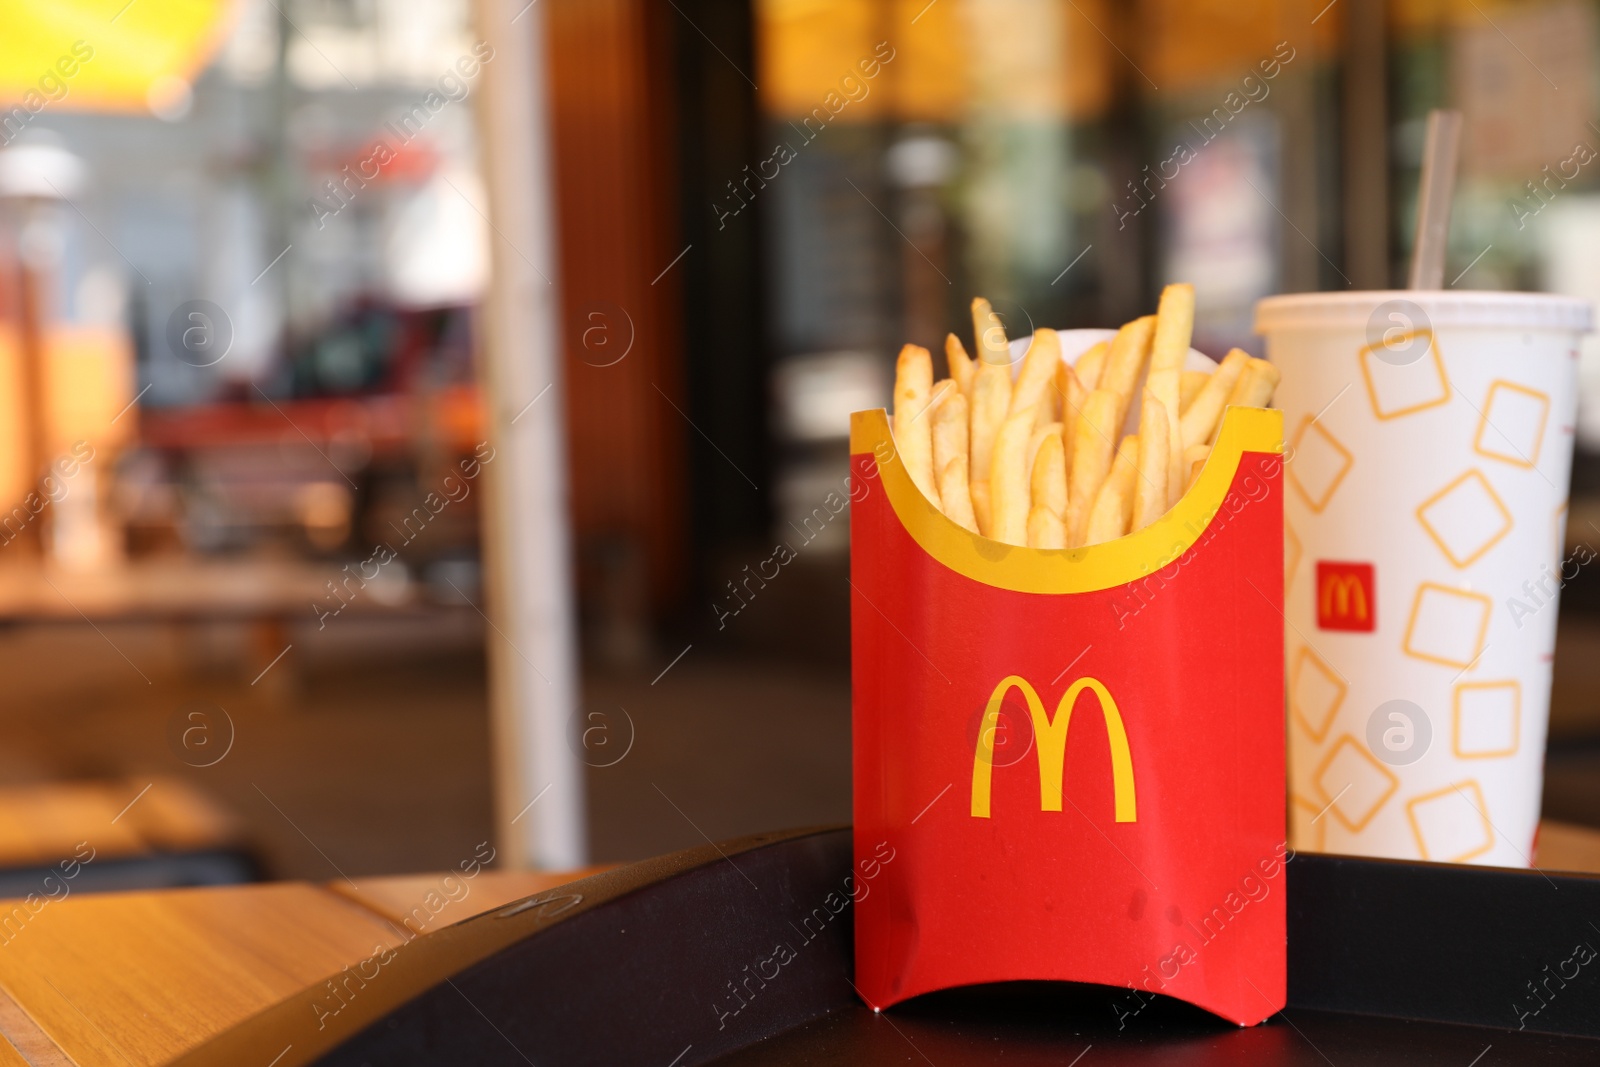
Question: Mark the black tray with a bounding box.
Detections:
[169,826,1600,1065]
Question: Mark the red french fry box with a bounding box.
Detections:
[850,404,1287,1026]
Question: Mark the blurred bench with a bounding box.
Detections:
[0,776,254,899]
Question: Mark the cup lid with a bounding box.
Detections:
[1255,290,1593,334]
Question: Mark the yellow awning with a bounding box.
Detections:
[0,0,234,113]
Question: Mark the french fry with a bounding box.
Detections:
[945,333,975,396]
[1034,387,1060,430]
[1101,315,1156,430]
[1224,358,1282,413]
[938,457,979,533]
[1183,443,1211,490]
[971,479,993,537]
[1055,362,1087,472]
[1011,328,1060,420]
[1030,432,1066,519]
[1064,388,1120,547]
[1084,436,1138,546]
[990,408,1036,546]
[1132,392,1170,531]
[893,344,938,506]
[1150,284,1195,377]
[971,297,1011,366]
[889,283,1239,549]
[1179,349,1250,450]
[1075,340,1109,391]
[932,390,970,517]
[1147,367,1183,507]
[969,360,1012,514]
[1148,285,1193,509]
[1026,422,1062,473]
[1027,505,1066,549]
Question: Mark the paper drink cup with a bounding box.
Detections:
[1256,291,1592,867]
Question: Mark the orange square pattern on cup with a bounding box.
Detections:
[1402,582,1493,670]
[1415,469,1513,569]
[1472,380,1549,469]
[1290,645,1345,743]
[1453,680,1521,759]
[1358,329,1451,420]
[1287,415,1353,514]
[1312,735,1398,833]
[1290,793,1328,852]
[1406,780,1495,863]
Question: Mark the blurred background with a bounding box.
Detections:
[5,0,1600,887]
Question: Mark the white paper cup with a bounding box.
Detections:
[1256,291,1592,867]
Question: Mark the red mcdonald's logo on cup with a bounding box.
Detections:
[1316,561,1375,633]
[970,676,1137,822]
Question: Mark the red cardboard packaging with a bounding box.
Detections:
[850,403,1287,1026]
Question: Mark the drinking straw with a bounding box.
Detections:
[1407,109,1463,290]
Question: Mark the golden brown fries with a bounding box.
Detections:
[1011,328,1060,426]
[1027,505,1066,549]
[969,361,1012,533]
[1132,393,1170,530]
[1147,366,1183,507]
[1055,362,1086,472]
[1151,285,1195,377]
[1085,435,1139,546]
[886,291,1278,547]
[971,297,1011,366]
[1076,341,1109,391]
[938,455,979,533]
[1102,315,1156,430]
[1183,443,1212,490]
[1026,422,1062,475]
[1064,388,1120,547]
[932,391,969,487]
[1150,285,1194,506]
[893,344,938,506]
[989,408,1036,546]
[1180,349,1250,448]
[1030,432,1067,520]
[1226,358,1283,412]
[945,333,975,396]
[970,479,993,537]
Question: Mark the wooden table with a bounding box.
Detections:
[0,866,605,1065]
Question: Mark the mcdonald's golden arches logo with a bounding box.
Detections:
[1322,574,1366,619]
[970,675,1137,822]
[1316,561,1375,633]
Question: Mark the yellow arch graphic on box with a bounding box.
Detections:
[850,404,1282,594]
[971,675,1137,822]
